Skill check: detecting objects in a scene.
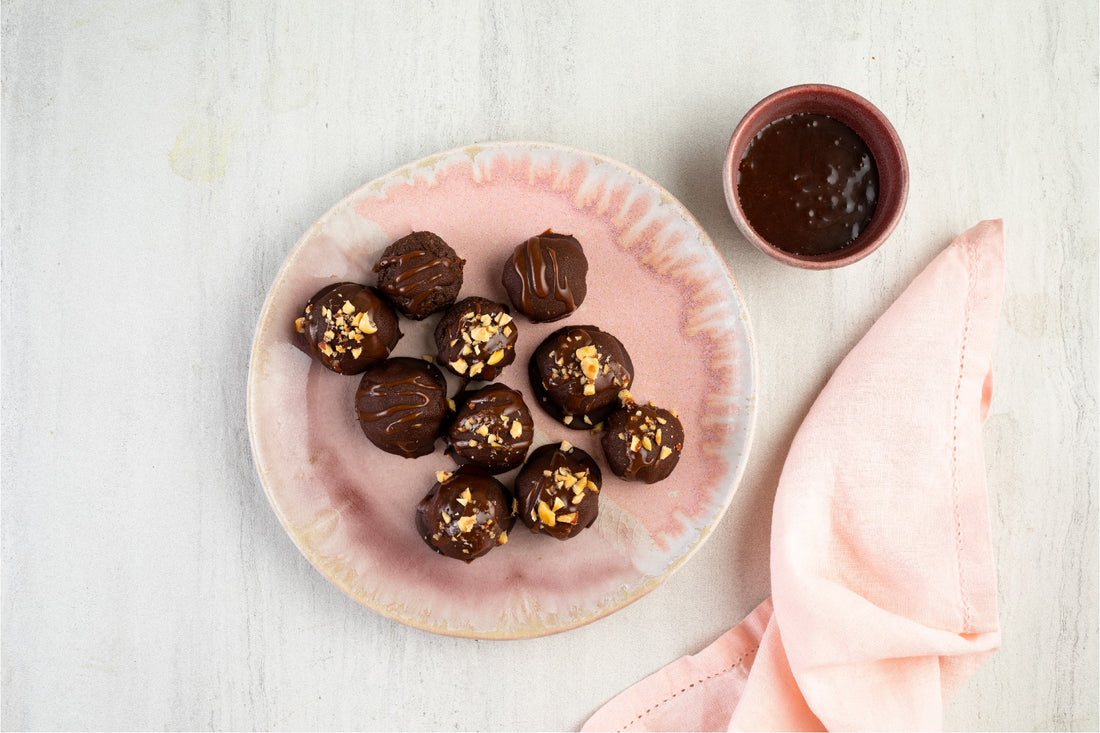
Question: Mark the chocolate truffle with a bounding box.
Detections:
[355,357,448,458]
[601,391,684,483]
[415,467,515,562]
[528,325,634,429]
[434,297,518,381]
[295,282,401,374]
[514,441,601,540]
[501,230,587,322]
[373,231,465,320]
[447,383,534,474]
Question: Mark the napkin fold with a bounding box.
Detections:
[583,220,1005,732]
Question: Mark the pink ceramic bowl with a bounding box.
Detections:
[723,84,909,269]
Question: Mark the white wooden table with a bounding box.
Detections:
[2,1,1096,730]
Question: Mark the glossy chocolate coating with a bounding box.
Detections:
[415,467,515,562]
[434,297,518,381]
[528,325,634,429]
[501,230,587,322]
[297,282,401,374]
[601,396,684,483]
[738,114,879,256]
[355,357,448,458]
[514,442,601,540]
[446,384,534,474]
[373,231,465,320]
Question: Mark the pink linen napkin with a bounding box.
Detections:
[583,220,1005,732]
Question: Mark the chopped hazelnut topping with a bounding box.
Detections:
[497,313,512,326]
[558,512,578,525]
[450,358,468,374]
[323,329,336,341]
[629,435,641,452]
[659,446,673,460]
[552,496,566,511]
[446,398,456,411]
[580,356,600,381]
[656,429,663,445]
[560,440,573,452]
[459,488,472,505]
[358,312,378,335]
[497,531,509,545]
[456,515,476,533]
[441,511,451,524]
[509,420,523,439]
[537,501,556,526]
[486,349,505,365]
[294,317,306,333]
[468,362,484,377]
[618,389,633,404]
[563,415,573,425]
[641,436,654,451]
[475,425,490,437]
[350,347,363,359]
[575,345,597,360]
[341,300,355,315]
[582,383,596,396]
[571,493,584,505]
[435,470,452,483]
[471,325,494,342]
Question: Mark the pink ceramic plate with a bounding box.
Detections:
[248,142,757,638]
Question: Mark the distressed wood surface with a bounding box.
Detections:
[2,1,1096,730]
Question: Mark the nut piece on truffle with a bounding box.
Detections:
[373,231,465,320]
[434,297,518,381]
[528,325,634,429]
[446,383,534,474]
[296,282,401,374]
[514,442,601,540]
[501,230,587,322]
[601,391,684,483]
[415,467,515,562]
[355,357,448,458]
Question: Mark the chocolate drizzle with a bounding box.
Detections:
[502,231,587,322]
[375,250,459,312]
[355,358,447,458]
[373,231,464,319]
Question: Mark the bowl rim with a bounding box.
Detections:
[722,83,909,270]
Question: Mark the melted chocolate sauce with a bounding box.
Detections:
[738,114,878,256]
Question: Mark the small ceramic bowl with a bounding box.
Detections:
[723,84,909,269]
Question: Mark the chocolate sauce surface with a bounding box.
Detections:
[355,357,448,458]
[738,113,878,256]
